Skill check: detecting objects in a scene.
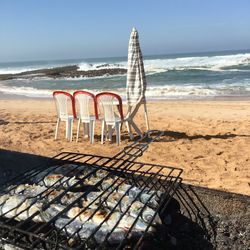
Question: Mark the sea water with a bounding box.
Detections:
[0,50,250,99]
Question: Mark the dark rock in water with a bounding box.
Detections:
[96,63,110,68]
[0,65,127,81]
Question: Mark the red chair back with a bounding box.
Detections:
[73,90,98,119]
[96,92,124,120]
[53,91,76,118]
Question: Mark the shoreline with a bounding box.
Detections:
[1,91,250,102]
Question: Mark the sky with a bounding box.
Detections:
[0,0,250,62]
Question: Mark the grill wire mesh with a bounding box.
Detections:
[0,131,183,249]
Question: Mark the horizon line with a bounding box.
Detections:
[1,48,250,64]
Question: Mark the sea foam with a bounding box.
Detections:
[1,80,250,99]
[76,52,250,75]
[143,53,250,73]
[77,62,127,71]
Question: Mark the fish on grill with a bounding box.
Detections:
[0,195,44,222]
[15,201,45,222]
[0,194,11,205]
[43,203,66,221]
[98,191,161,224]
[67,204,156,230]
[0,130,184,250]
[0,195,27,218]
[45,189,84,205]
[31,163,89,184]
[55,218,127,244]
[0,162,169,248]
[39,174,78,188]
[67,207,109,225]
[9,184,47,197]
[128,201,162,224]
[59,208,154,244]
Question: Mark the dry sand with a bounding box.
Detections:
[0,98,250,195]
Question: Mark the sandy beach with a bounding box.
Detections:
[0,97,250,195]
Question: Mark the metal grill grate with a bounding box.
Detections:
[0,131,183,249]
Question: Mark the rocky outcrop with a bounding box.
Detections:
[0,65,127,81]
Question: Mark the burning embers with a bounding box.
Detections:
[0,162,176,249]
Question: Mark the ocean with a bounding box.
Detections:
[0,50,250,99]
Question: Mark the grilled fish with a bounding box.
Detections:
[128,201,161,225]
[15,201,44,222]
[39,174,78,188]
[67,207,109,225]
[129,187,159,208]
[0,194,11,206]
[0,195,27,218]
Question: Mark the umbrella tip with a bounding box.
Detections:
[132,27,137,32]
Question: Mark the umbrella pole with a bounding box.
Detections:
[143,102,150,131]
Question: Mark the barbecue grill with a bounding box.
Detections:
[0,131,183,249]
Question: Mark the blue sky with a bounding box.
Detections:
[0,0,250,62]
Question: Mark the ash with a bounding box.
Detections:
[163,184,250,250]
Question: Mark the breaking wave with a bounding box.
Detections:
[143,53,250,74]
[1,52,250,75]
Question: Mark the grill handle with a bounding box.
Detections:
[116,130,164,161]
[122,144,148,157]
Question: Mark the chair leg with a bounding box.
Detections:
[66,119,73,141]
[55,118,60,140]
[115,122,121,145]
[90,120,95,144]
[76,119,81,142]
[88,122,91,142]
[69,119,73,142]
[108,125,113,141]
[104,123,108,141]
[65,120,68,139]
[101,120,105,144]
[84,123,89,138]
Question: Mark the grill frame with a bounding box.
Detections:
[0,131,183,249]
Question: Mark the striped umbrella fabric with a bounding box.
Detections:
[126,28,147,106]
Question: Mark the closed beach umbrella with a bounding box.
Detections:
[126,28,149,137]
[126,28,146,105]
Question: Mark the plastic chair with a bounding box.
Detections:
[96,92,124,145]
[53,91,76,141]
[73,91,97,144]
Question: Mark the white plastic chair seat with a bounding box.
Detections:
[60,115,74,121]
[78,115,96,123]
[76,115,96,143]
[100,120,121,143]
[99,115,121,124]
